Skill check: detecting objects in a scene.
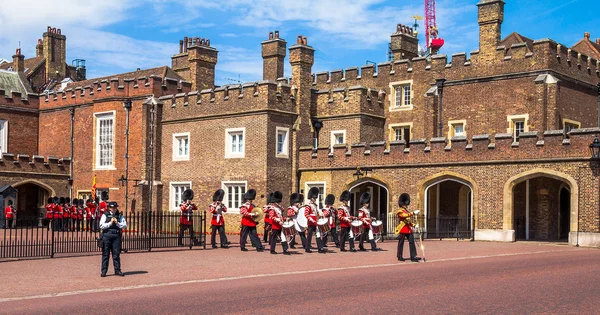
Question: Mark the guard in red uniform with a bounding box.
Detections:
[305,187,324,254]
[56,197,65,231]
[358,192,380,252]
[209,189,229,249]
[52,197,61,230]
[239,189,263,252]
[178,189,198,246]
[287,193,308,249]
[396,193,421,262]
[85,199,94,232]
[70,198,78,231]
[338,191,356,252]
[262,193,273,243]
[4,200,15,229]
[76,199,84,231]
[63,197,71,231]
[322,194,339,248]
[268,191,289,255]
[45,197,54,230]
[95,197,104,232]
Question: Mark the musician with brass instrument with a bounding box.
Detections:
[322,194,339,248]
[396,193,421,262]
[178,189,198,246]
[305,187,325,254]
[337,191,356,252]
[267,191,290,255]
[239,189,264,252]
[210,189,229,249]
[287,193,307,250]
[357,192,381,252]
[262,193,273,243]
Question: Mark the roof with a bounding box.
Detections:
[0,56,45,78]
[59,65,184,91]
[500,32,534,52]
[0,69,34,95]
[572,34,600,60]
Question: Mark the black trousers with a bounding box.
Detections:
[46,218,52,230]
[359,227,377,250]
[211,225,228,246]
[329,226,339,246]
[289,230,307,249]
[306,225,324,251]
[5,218,13,229]
[86,219,92,231]
[340,227,355,250]
[178,224,195,245]
[62,218,69,231]
[269,229,289,253]
[398,233,417,259]
[94,219,100,232]
[240,226,263,250]
[263,222,271,242]
[53,219,61,231]
[101,232,122,273]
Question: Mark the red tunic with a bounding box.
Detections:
[209,203,227,226]
[269,206,283,230]
[85,207,93,220]
[287,206,297,218]
[77,207,84,220]
[397,206,414,234]
[95,203,103,219]
[70,206,78,219]
[4,206,14,219]
[304,203,318,227]
[63,205,70,219]
[337,206,352,228]
[45,204,54,219]
[263,205,272,225]
[180,202,197,225]
[240,202,257,227]
[323,206,335,228]
[54,205,63,219]
[358,208,372,228]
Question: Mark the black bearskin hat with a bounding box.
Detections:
[340,190,350,202]
[59,197,65,204]
[87,198,93,204]
[95,197,100,204]
[298,194,305,204]
[182,189,194,201]
[398,193,411,206]
[308,187,320,200]
[359,192,371,205]
[290,193,299,205]
[101,191,109,201]
[272,191,283,203]
[244,189,256,201]
[65,197,71,204]
[53,196,59,204]
[266,193,273,204]
[47,197,53,204]
[8,200,13,205]
[212,189,224,202]
[325,194,335,205]
[72,198,78,205]
[78,199,84,207]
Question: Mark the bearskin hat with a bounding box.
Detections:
[290,193,299,205]
[298,194,305,204]
[182,189,194,201]
[53,196,59,204]
[359,192,371,205]
[95,197,100,204]
[65,197,71,204]
[308,187,320,200]
[8,200,13,205]
[266,193,273,204]
[101,191,109,201]
[272,191,283,203]
[47,197,54,204]
[86,198,93,205]
[325,194,335,205]
[212,189,224,202]
[72,198,78,205]
[398,193,411,206]
[244,189,256,201]
[78,199,84,207]
[59,197,66,204]
[340,190,350,202]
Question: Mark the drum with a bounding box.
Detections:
[295,207,308,232]
[371,220,383,235]
[351,220,364,236]
[282,221,297,242]
[317,218,331,236]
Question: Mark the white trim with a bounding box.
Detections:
[424,178,474,236]
[94,110,116,169]
[169,181,192,211]
[388,122,413,142]
[225,127,246,159]
[506,114,529,142]
[221,180,247,213]
[447,119,467,139]
[304,181,327,207]
[389,79,414,111]
[330,130,346,149]
[0,120,7,154]
[172,132,190,161]
[275,127,289,158]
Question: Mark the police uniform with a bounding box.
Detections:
[210,189,229,248]
[239,189,264,252]
[4,200,15,229]
[178,189,198,246]
[99,202,127,277]
[268,191,290,255]
[337,191,356,252]
[396,193,421,262]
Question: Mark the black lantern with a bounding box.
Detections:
[590,136,600,159]
[118,174,127,187]
[123,99,132,110]
[353,167,372,180]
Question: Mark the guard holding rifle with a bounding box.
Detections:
[209,189,229,249]
[99,202,127,277]
[396,193,421,262]
[239,189,264,252]
[178,189,198,246]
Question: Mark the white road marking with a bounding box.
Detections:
[0,248,578,303]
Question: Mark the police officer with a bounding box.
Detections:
[99,202,127,277]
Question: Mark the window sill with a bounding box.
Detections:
[275,153,289,159]
[225,154,245,159]
[93,167,117,171]
[172,156,190,161]
[389,105,413,112]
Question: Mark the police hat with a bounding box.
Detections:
[108,201,119,208]
[325,194,335,205]
[398,193,411,206]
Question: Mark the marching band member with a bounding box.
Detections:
[263,193,273,243]
[396,193,421,262]
[4,200,15,229]
[322,194,339,248]
[178,189,198,246]
[305,187,325,254]
[85,198,94,232]
[358,192,380,252]
[337,191,356,252]
[287,193,307,250]
[239,189,264,252]
[45,197,54,231]
[209,189,229,249]
[268,191,290,255]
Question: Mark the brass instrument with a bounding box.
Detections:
[251,206,264,223]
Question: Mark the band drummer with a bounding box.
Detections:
[287,193,307,250]
[210,189,229,249]
[268,191,290,255]
[358,192,381,252]
[337,191,356,252]
[305,187,325,254]
[239,189,264,252]
[322,194,339,248]
[178,189,198,246]
[396,193,421,262]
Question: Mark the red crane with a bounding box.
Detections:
[425,0,444,55]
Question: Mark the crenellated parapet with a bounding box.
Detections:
[314,85,385,118]
[0,89,39,109]
[299,128,600,170]
[160,80,297,122]
[0,153,70,175]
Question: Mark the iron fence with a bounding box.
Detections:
[386,213,472,240]
[1,211,206,260]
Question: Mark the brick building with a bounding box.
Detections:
[1,0,600,246]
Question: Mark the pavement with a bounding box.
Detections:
[0,240,598,314]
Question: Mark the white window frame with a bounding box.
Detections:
[389,80,414,111]
[563,119,581,134]
[275,127,289,158]
[225,127,245,159]
[172,132,190,161]
[170,182,192,211]
[304,181,326,209]
[330,130,346,149]
[94,111,116,170]
[222,181,247,213]
[0,120,7,154]
[507,114,529,142]
[448,120,467,139]
[388,123,412,142]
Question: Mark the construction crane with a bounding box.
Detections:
[425,0,444,55]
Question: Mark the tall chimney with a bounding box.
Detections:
[13,48,24,73]
[477,0,505,63]
[43,26,67,81]
[261,31,287,81]
[36,38,44,57]
[390,24,419,61]
[187,38,218,90]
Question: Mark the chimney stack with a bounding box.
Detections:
[36,38,44,57]
[477,0,505,63]
[584,32,591,40]
[12,48,25,73]
[43,25,67,81]
[596,38,600,45]
[187,38,218,90]
[261,31,287,81]
[390,24,419,61]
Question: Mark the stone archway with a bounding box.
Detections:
[12,179,55,219]
[347,178,390,233]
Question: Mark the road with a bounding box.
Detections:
[0,241,598,314]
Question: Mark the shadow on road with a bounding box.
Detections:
[123,271,149,276]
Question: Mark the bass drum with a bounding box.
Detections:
[295,206,308,232]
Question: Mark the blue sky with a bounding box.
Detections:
[0,0,597,86]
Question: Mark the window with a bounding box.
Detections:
[305,182,325,209]
[173,132,190,161]
[563,119,580,135]
[331,130,346,148]
[0,120,7,153]
[95,112,115,169]
[170,182,191,210]
[276,127,289,157]
[389,80,413,110]
[389,123,412,145]
[77,191,92,202]
[448,120,467,139]
[222,181,247,212]
[507,114,529,142]
[225,128,245,158]
[95,189,109,201]
[513,120,524,141]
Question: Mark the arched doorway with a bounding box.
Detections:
[12,180,53,220]
[348,179,389,233]
[424,178,473,239]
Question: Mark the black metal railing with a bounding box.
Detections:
[1,211,206,260]
[386,213,472,240]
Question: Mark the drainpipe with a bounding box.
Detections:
[596,83,600,128]
[69,107,75,199]
[148,102,155,213]
[123,99,132,213]
[435,79,446,137]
